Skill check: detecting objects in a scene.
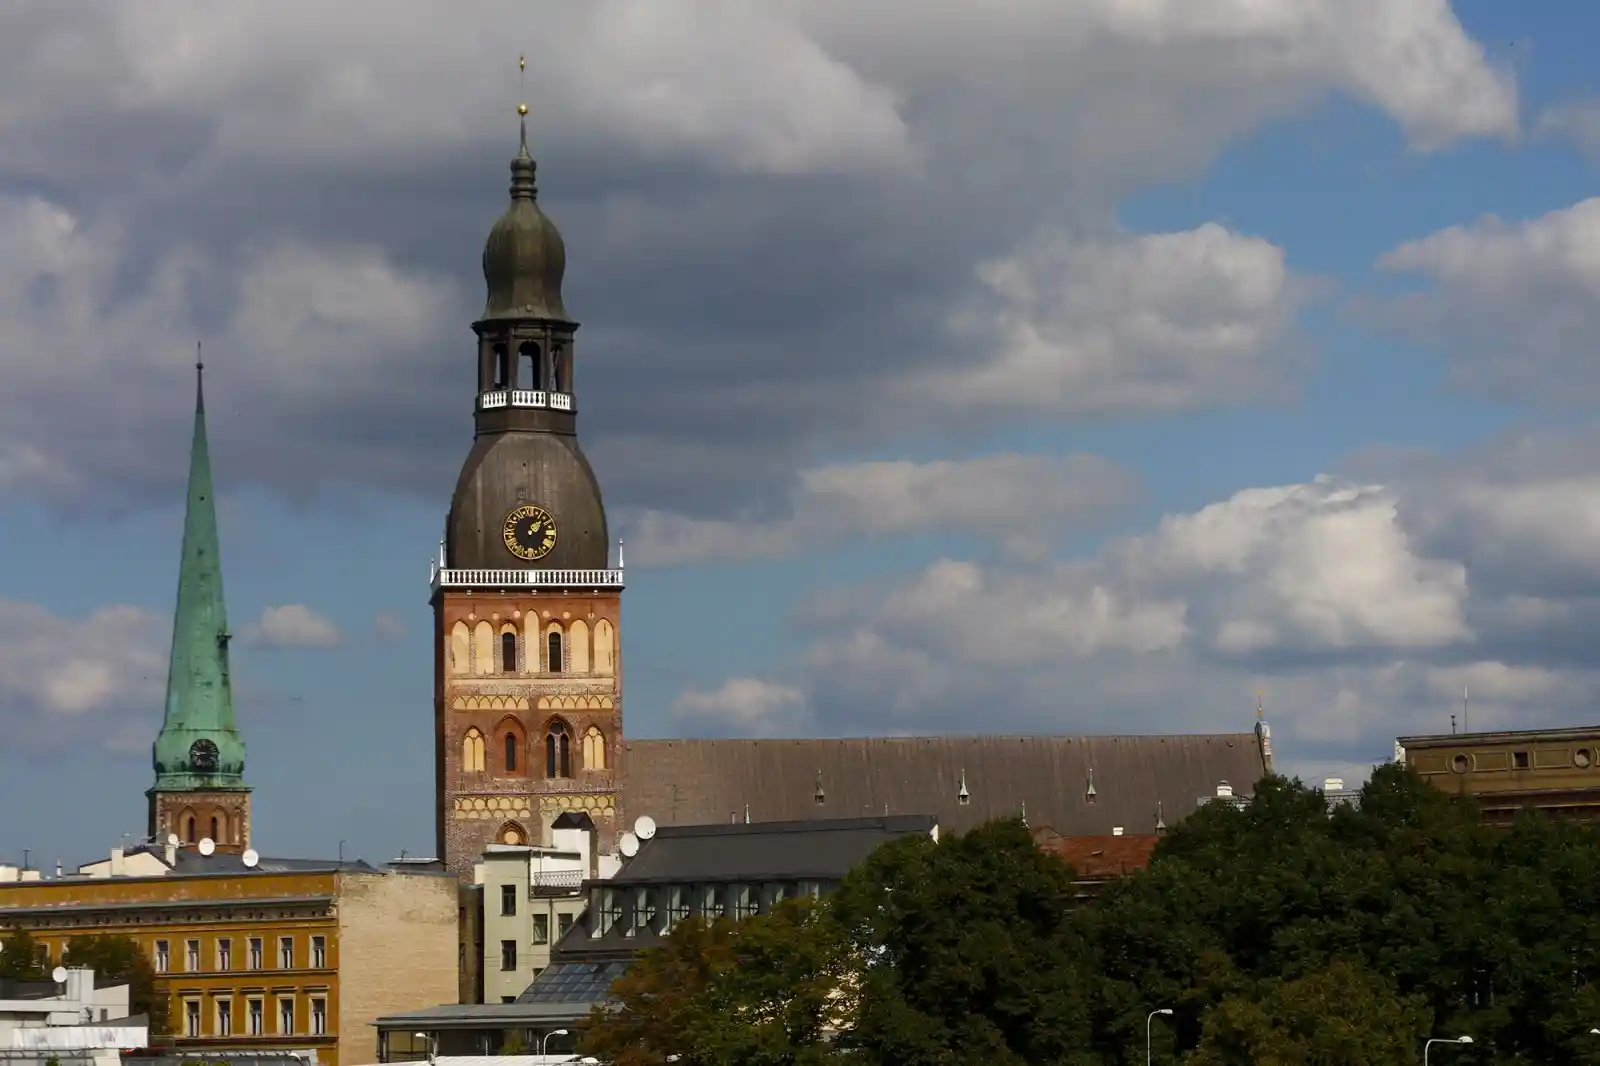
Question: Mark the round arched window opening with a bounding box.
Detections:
[1576,748,1593,769]
[1450,754,1471,774]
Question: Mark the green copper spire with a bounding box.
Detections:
[150,357,248,792]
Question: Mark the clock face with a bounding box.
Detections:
[189,738,219,773]
[502,504,558,561]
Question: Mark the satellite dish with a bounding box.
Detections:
[618,832,640,858]
[241,849,260,869]
[167,833,181,848]
[51,966,68,985]
[634,815,657,840]
[197,837,216,856]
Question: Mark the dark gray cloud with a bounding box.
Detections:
[0,0,1514,521]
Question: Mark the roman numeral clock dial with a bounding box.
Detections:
[502,504,558,561]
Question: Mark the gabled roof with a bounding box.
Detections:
[1032,829,1159,878]
[623,733,1267,837]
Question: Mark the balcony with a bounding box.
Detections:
[529,870,585,893]
[430,567,625,591]
[478,389,573,412]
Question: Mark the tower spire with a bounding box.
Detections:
[148,353,250,849]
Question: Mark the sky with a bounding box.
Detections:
[5,0,1600,868]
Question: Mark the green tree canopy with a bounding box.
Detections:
[0,927,46,981]
[580,899,849,1066]
[583,763,1600,1066]
[63,933,170,1037]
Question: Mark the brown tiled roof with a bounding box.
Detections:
[621,733,1267,837]
[1032,828,1159,878]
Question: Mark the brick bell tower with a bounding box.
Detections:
[431,92,623,877]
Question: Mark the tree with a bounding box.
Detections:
[0,927,46,981]
[832,817,1097,1066]
[580,900,851,1066]
[63,934,170,1037]
[1188,958,1432,1066]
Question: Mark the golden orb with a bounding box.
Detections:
[517,103,529,116]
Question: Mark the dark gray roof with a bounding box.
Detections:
[542,815,936,967]
[515,960,629,1008]
[622,733,1268,837]
[373,999,597,1028]
[612,814,936,885]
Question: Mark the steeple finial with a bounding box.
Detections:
[508,55,536,200]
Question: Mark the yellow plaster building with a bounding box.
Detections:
[0,848,458,1066]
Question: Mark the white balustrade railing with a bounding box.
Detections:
[433,568,624,589]
[478,390,575,411]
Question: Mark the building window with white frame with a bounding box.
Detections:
[154,940,169,974]
[247,999,263,1035]
[666,885,690,930]
[311,935,326,968]
[533,913,549,945]
[248,937,262,970]
[185,939,200,972]
[501,939,517,970]
[184,1000,200,1038]
[216,999,232,1037]
[217,938,232,971]
[278,997,294,1035]
[734,884,758,920]
[279,935,294,969]
[311,997,326,1036]
[557,911,574,938]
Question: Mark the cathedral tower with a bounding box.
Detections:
[148,361,253,853]
[432,97,622,876]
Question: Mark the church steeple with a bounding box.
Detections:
[148,354,252,853]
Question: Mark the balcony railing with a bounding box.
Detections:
[530,870,585,892]
[431,567,624,590]
[478,389,574,412]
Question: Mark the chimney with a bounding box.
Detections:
[109,846,125,877]
[1216,781,1234,799]
[19,869,41,882]
[0,865,17,883]
[1111,826,1124,837]
[1324,777,1344,792]
[164,840,178,867]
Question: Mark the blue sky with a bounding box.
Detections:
[5,1,1600,867]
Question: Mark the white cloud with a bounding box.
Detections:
[246,605,344,649]
[683,438,1600,765]
[373,613,407,643]
[1374,198,1600,403]
[0,600,166,750]
[671,678,808,736]
[913,223,1312,418]
[1535,96,1600,157]
[629,452,1138,566]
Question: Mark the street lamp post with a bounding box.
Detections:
[1147,1008,1174,1066]
[1425,1035,1473,1066]
[540,1028,570,1056]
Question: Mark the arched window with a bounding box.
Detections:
[582,726,606,771]
[493,344,509,389]
[547,630,564,674]
[209,816,220,842]
[500,631,517,673]
[500,823,526,846]
[183,815,196,844]
[505,732,519,773]
[461,728,486,773]
[519,342,540,390]
[545,721,572,779]
[550,345,564,392]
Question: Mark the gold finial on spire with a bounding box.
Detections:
[516,55,530,147]
[1255,688,1266,720]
